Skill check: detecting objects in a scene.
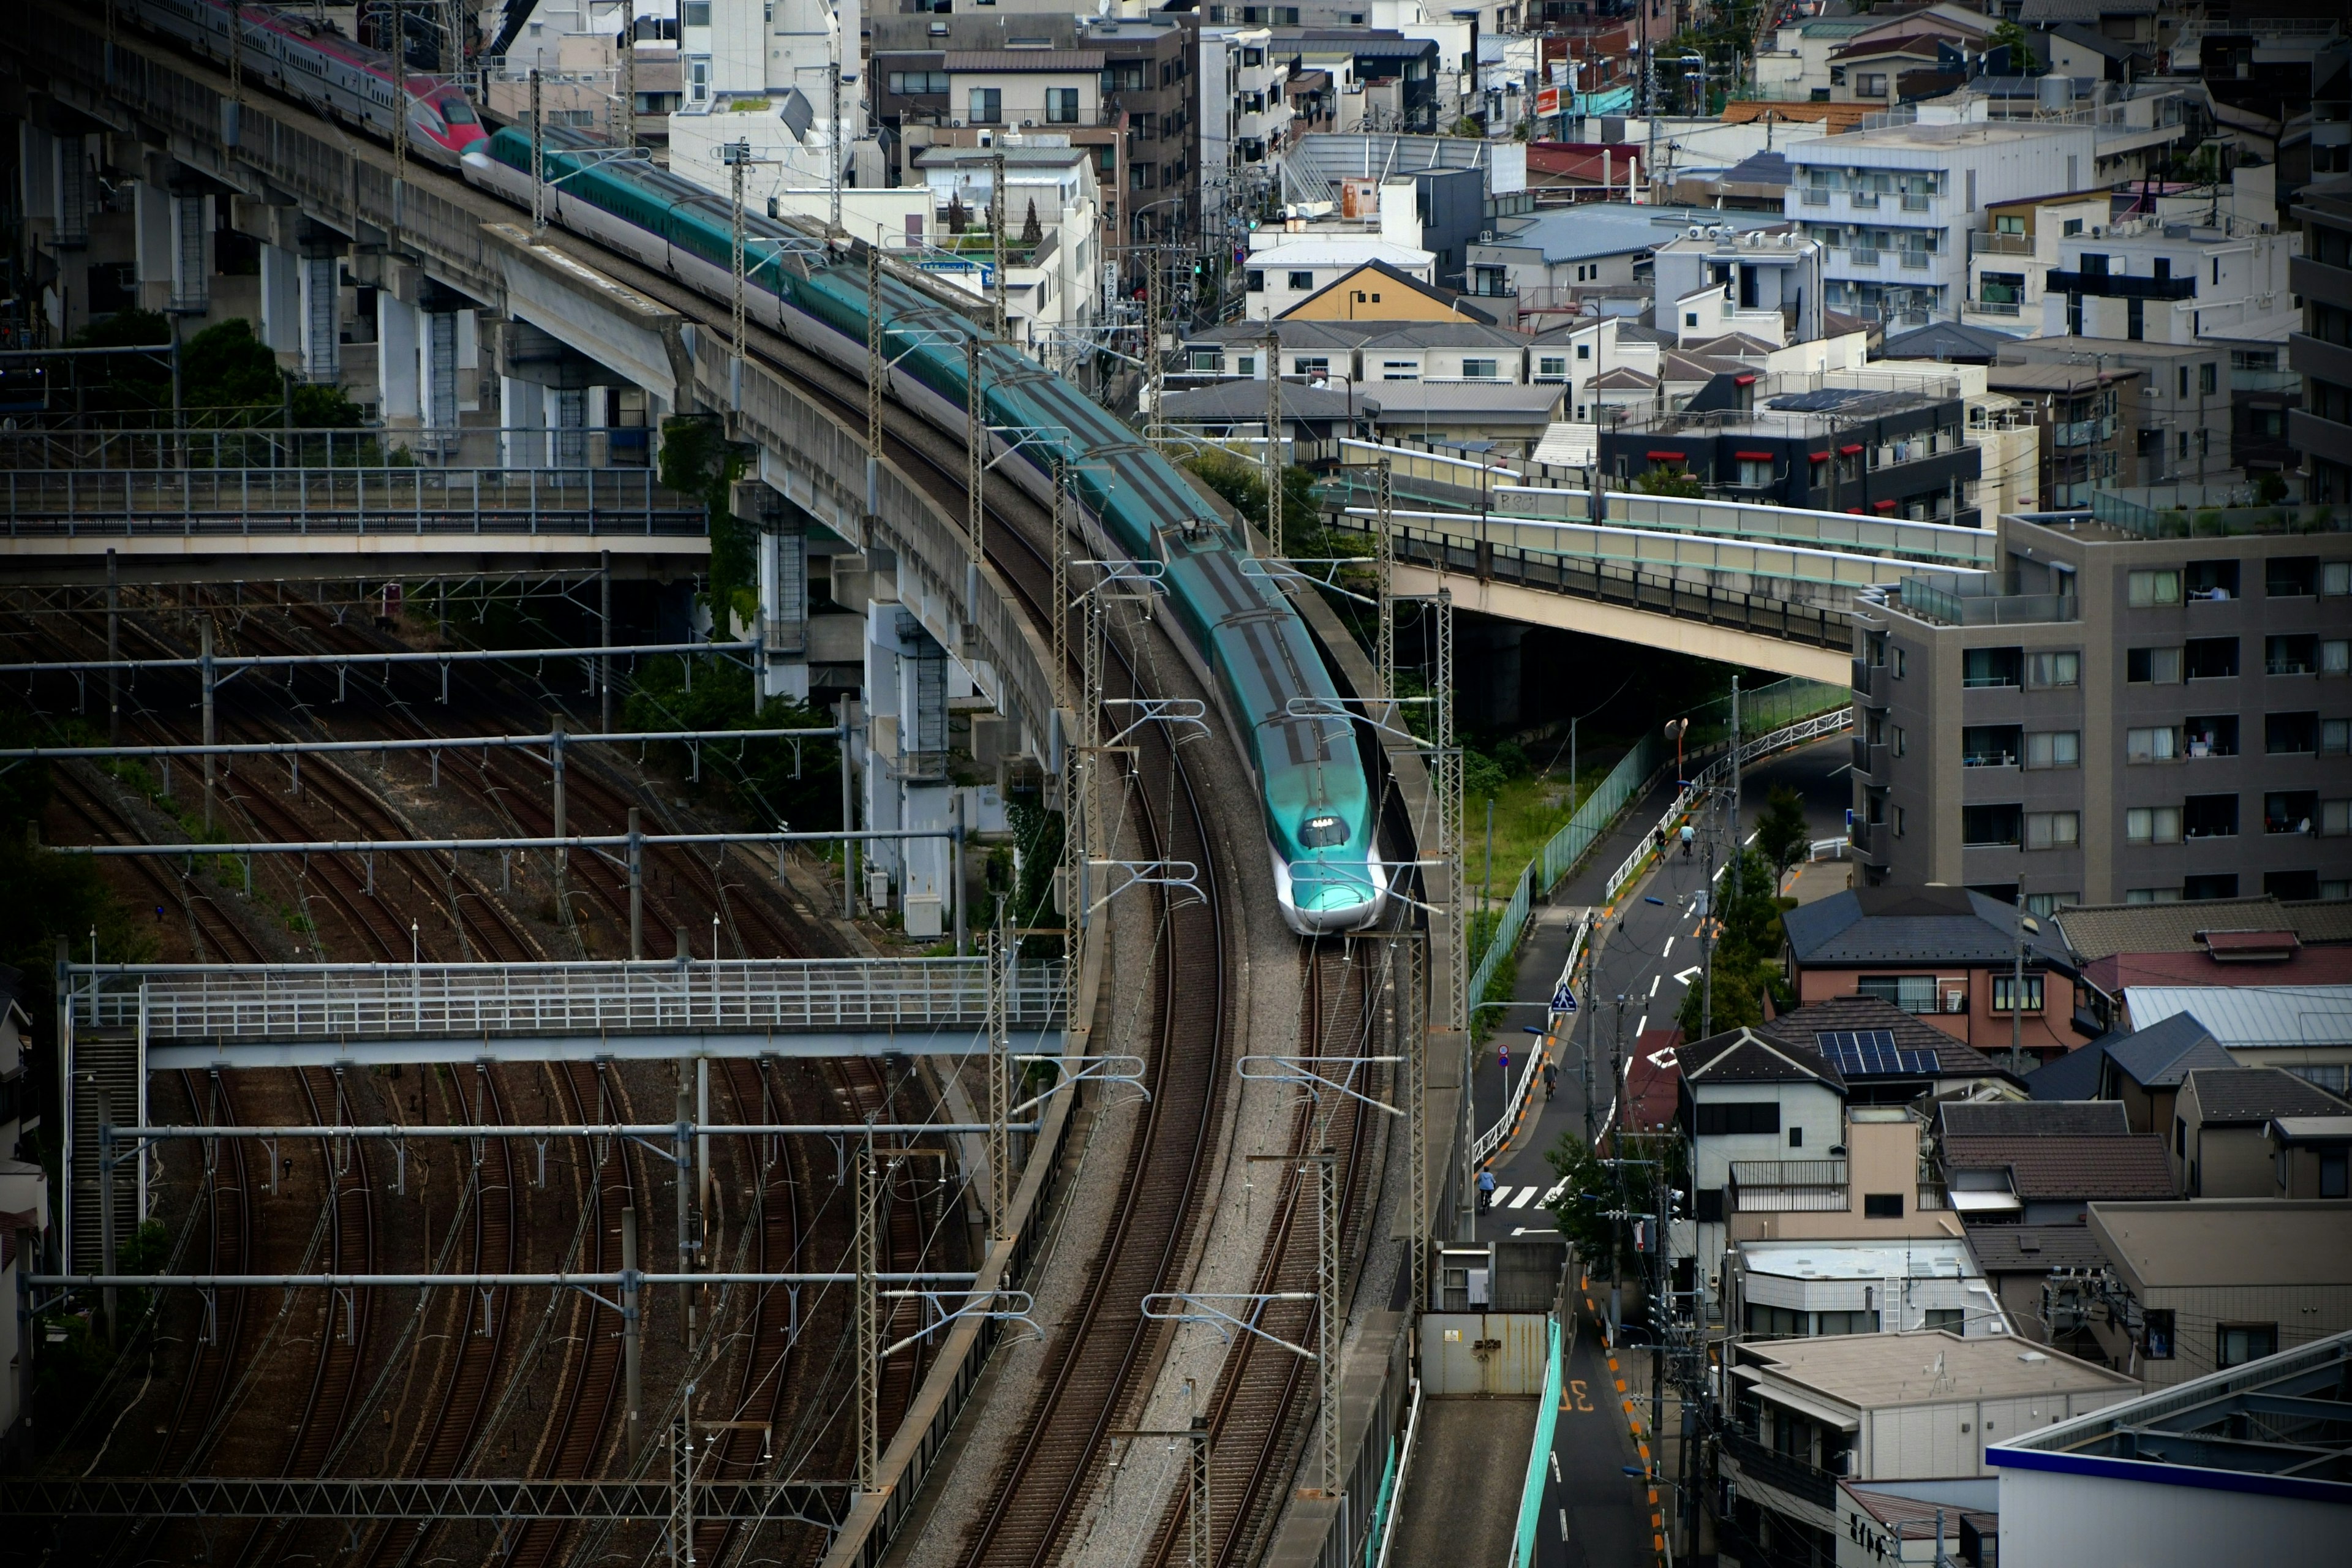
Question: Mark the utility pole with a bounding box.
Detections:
[617,0,635,153]
[388,0,407,254]
[199,615,216,830]
[866,241,884,522]
[2011,877,2030,1074]
[989,151,1009,339]
[1700,812,1716,1042]
[725,138,750,424]
[622,1205,644,1460]
[965,333,986,633]
[1142,243,1166,444]
[986,918,1012,1243]
[828,6,845,235]
[529,69,546,238]
[105,549,119,745]
[1263,326,1283,556]
[1374,457,1395,705]
[1728,674,1741,903]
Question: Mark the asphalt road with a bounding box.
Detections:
[1450,737,1852,1564]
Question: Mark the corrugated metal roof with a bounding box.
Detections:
[2125,985,2352,1049]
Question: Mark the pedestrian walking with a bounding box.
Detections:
[1544,1060,1558,1101]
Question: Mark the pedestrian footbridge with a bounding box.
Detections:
[67,956,1067,1069]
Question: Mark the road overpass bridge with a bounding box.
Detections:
[1323,439,1999,682]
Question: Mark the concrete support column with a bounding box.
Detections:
[53,134,92,247]
[501,375,548,469]
[258,243,302,355]
[377,291,422,423]
[756,506,809,703]
[586,383,610,467]
[133,183,173,311]
[298,252,341,385]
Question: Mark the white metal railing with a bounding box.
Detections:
[1472,913,1587,1167]
[1807,835,1850,862]
[1602,707,1855,902]
[73,958,1066,1041]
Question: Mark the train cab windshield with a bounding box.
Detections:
[1298,814,1348,848]
[440,99,478,123]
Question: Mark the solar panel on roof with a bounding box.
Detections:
[1816,1030,1940,1076]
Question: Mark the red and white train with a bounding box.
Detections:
[133,0,490,166]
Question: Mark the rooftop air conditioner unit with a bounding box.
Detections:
[1687,225,1703,238]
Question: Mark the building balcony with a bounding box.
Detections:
[1899,252,1934,270]
[1971,231,2035,257]
[1722,1431,1839,1512]
[1801,187,1831,206]
[1852,655,1875,699]
[2287,253,2352,313]
[2051,413,2117,448]
[1965,298,2025,318]
[2045,269,2196,301]
[1853,737,1888,777]
[1731,1159,1850,1212]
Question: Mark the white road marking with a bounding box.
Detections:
[1637,1012,1649,1035]
[1662,935,1675,959]
[1552,1451,1562,1485]
[1673,965,1702,986]
[1559,1507,1570,1542]
[1648,974,1660,1000]
[1509,1185,1539,1208]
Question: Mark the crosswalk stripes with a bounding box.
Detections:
[1485,1184,1560,1210]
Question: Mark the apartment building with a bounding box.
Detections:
[2074,1199,2352,1389]
[666,0,872,192]
[2000,336,2237,491]
[1847,510,2352,906]
[1785,91,2186,329]
[2291,172,2352,503]
[1649,224,1828,349]
[1787,111,2099,330]
[2039,216,2302,350]
[1596,367,1980,521]
[1962,190,2108,334]
[1981,360,2141,511]
[873,12,1199,271]
[1721,1331,2136,1563]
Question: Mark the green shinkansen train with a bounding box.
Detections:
[470,126,1385,933]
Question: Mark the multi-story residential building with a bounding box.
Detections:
[1847,510,2352,906]
[1202,25,1290,168]
[1962,190,2108,334]
[1272,29,1440,135]
[907,142,1102,353]
[1783,887,2082,1060]
[1788,110,2101,329]
[1676,1025,1850,1310]
[2072,1199,2352,1389]
[873,12,1199,278]
[2000,336,2237,490]
[1721,1330,2136,1563]
[1649,224,1827,348]
[1596,366,1981,520]
[1982,360,2142,510]
[2038,217,2302,349]
[2291,172,2352,504]
[1786,92,2186,328]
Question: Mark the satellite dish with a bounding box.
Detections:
[777,86,815,143]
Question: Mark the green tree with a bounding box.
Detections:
[1987,20,2043,74]
[1754,784,1811,874]
[1541,1128,1687,1277]
[1676,846,1793,1038]
[1634,464,1704,498]
[657,415,747,623]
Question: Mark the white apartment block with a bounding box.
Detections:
[1962,192,2108,336]
[2038,219,2302,349]
[1242,236,1433,319]
[1788,112,2100,331]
